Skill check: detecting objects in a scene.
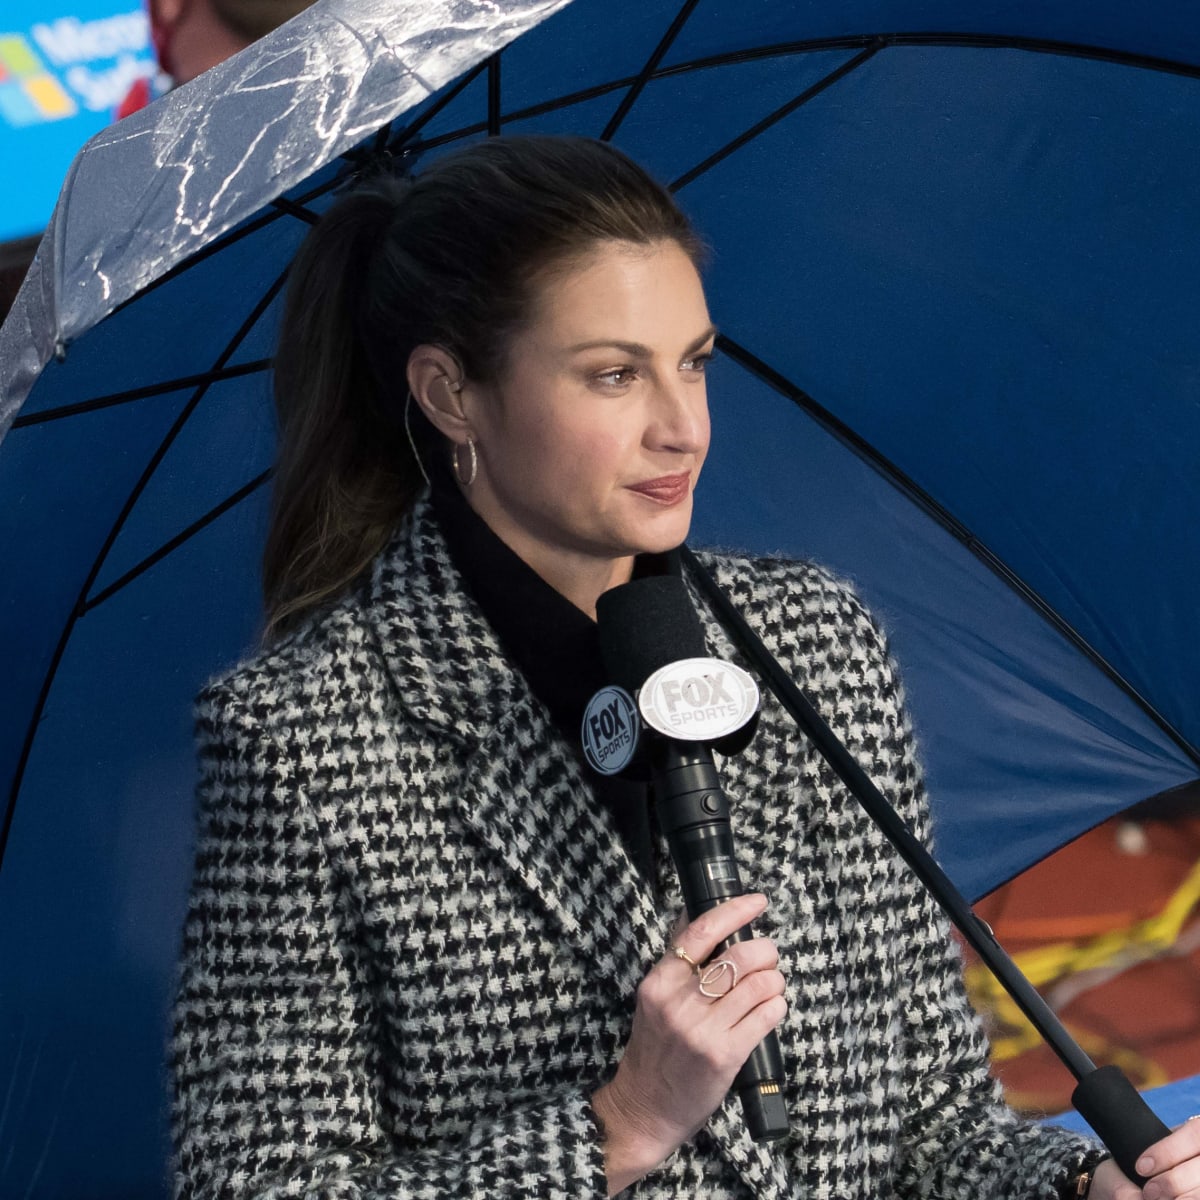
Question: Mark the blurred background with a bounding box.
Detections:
[962,802,1200,1116]
[1,0,316,320]
[0,0,156,317]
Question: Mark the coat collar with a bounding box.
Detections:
[361,495,744,751]
[361,500,785,1198]
[362,494,521,747]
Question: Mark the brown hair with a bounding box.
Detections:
[263,135,705,639]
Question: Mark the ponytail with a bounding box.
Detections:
[263,180,425,640]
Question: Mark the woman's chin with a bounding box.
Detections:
[629,508,694,555]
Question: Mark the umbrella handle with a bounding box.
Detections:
[1073,1065,1172,1185]
[680,547,1174,1181]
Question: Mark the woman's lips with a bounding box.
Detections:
[627,473,691,505]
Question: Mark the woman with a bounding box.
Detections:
[171,135,1196,1198]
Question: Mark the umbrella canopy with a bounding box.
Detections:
[1,0,1198,1194]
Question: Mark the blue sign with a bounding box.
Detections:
[0,0,155,245]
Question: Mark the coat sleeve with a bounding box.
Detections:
[887,793,1104,1198]
[827,579,1106,1200]
[171,677,610,1200]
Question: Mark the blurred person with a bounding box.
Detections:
[117,0,316,116]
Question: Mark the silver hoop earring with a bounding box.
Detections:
[453,438,478,487]
[404,391,431,489]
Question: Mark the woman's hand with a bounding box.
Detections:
[1089,1121,1200,1199]
[591,893,787,1196]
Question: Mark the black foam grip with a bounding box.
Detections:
[596,576,707,692]
[1071,1065,1172,1185]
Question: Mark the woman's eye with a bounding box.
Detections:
[595,367,637,387]
[682,351,715,373]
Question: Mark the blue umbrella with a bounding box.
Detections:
[2,0,1198,1193]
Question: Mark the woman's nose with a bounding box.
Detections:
[647,375,709,454]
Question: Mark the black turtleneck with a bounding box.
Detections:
[429,461,676,882]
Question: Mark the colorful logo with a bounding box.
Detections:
[0,33,78,127]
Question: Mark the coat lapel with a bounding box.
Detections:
[455,706,667,994]
[361,499,664,995]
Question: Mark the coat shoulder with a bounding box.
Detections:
[194,587,375,740]
[697,547,885,648]
[692,547,912,770]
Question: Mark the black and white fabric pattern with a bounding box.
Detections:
[171,496,1100,1199]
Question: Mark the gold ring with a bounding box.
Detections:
[699,958,739,999]
[671,945,699,972]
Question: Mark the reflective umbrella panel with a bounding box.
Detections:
[2,0,1199,1195]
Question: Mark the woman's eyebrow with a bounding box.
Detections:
[684,325,720,355]
[566,325,719,358]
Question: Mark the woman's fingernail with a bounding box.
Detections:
[1141,1181,1161,1200]
[1136,1155,1155,1176]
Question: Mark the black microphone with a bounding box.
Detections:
[592,575,789,1143]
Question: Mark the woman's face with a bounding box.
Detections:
[463,238,714,607]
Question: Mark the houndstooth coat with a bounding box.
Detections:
[171,497,1099,1199]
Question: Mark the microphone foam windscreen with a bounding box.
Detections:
[596,576,708,693]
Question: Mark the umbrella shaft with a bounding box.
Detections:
[680,547,1095,1081]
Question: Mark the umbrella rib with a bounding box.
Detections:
[104,61,493,314]
[660,32,1200,83]
[600,0,702,142]
[10,360,272,428]
[82,469,274,614]
[0,270,289,877]
[371,122,393,156]
[716,333,1200,772]
[887,30,1200,80]
[399,43,896,157]
[669,41,884,192]
[390,59,489,152]
[488,53,501,137]
[270,197,320,226]
[115,202,301,314]
[110,131,392,318]
[404,44,874,156]
[406,29,1200,160]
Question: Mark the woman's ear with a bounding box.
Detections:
[407,345,471,443]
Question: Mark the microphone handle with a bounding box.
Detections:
[652,741,790,1143]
